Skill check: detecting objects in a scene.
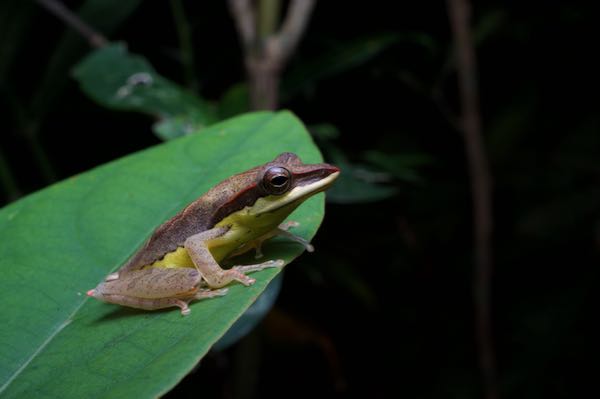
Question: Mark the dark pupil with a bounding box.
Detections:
[271,175,288,187]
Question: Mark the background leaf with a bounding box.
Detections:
[33,0,143,115]
[213,273,283,351]
[324,147,398,204]
[217,83,250,120]
[282,33,433,101]
[363,150,433,183]
[0,111,327,398]
[72,42,217,140]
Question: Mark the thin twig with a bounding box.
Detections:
[275,0,316,62]
[228,0,256,50]
[446,1,497,399]
[35,0,107,48]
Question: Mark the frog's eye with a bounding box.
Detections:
[263,167,292,195]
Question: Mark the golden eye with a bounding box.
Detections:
[263,167,292,195]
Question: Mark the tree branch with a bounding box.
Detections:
[446,1,498,399]
[274,0,316,62]
[228,0,316,110]
[35,0,107,48]
[228,0,256,51]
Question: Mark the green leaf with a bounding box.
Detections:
[213,273,283,351]
[72,43,217,140]
[217,82,250,120]
[0,111,326,398]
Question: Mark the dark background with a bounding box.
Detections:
[1,1,598,398]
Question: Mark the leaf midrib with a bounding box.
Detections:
[0,312,74,394]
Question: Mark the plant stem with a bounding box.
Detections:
[35,0,107,48]
[228,0,315,110]
[446,0,498,398]
[170,0,198,92]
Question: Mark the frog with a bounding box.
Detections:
[87,152,339,315]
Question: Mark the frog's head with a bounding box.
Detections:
[251,152,340,215]
[208,152,340,227]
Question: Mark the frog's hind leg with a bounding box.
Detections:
[169,298,192,316]
[170,288,229,316]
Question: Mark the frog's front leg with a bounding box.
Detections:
[275,221,315,253]
[228,221,314,259]
[185,227,284,288]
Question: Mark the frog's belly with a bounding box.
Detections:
[149,247,195,268]
[148,202,294,269]
[148,226,266,269]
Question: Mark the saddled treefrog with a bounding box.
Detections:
[87,153,339,315]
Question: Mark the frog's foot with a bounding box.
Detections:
[179,288,229,316]
[194,288,229,300]
[276,221,314,253]
[174,299,192,316]
[230,259,285,285]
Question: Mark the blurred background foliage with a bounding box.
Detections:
[1,0,598,398]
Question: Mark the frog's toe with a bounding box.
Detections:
[195,288,229,299]
[279,220,300,230]
[105,272,119,282]
[174,299,191,316]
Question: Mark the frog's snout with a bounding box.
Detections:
[86,289,96,297]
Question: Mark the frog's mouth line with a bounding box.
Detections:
[253,171,340,215]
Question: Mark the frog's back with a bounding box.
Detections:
[120,201,212,272]
[118,167,263,273]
